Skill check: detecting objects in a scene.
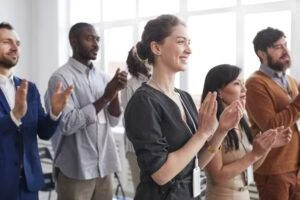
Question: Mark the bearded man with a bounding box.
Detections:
[246,27,300,200]
[0,22,73,200]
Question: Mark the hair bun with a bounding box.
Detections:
[136,41,149,60]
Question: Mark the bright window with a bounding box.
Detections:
[103,0,135,21]
[70,0,101,24]
[188,12,236,95]
[138,21,147,39]
[138,0,179,17]
[104,26,134,76]
[242,0,285,5]
[243,10,291,78]
[188,0,236,11]
[64,0,296,98]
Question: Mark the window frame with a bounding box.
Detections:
[61,0,297,95]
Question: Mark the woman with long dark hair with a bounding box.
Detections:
[202,64,291,200]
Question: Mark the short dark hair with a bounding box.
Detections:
[69,22,93,43]
[136,14,185,65]
[0,22,14,30]
[201,64,253,151]
[253,27,285,54]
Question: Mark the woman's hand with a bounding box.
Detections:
[197,92,218,137]
[218,100,244,133]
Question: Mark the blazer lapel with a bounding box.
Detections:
[13,76,21,89]
[0,76,22,113]
[0,88,10,113]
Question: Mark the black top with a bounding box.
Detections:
[125,83,200,200]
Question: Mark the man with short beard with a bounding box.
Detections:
[246,27,300,199]
[0,22,73,200]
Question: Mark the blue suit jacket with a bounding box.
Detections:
[0,77,59,199]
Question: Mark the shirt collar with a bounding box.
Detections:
[260,64,285,79]
[0,73,14,86]
[68,57,95,74]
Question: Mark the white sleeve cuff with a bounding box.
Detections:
[10,111,22,127]
[107,111,121,127]
[50,110,62,121]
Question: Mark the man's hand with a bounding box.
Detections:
[103,68,128,101]
[51,82,74,116]
[271,126,292,148]
[12,79,28,121]
[252,129,277,158]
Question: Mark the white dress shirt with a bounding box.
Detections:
[0,74,60,126]
[0,74,22,126]
[0,74,16,109]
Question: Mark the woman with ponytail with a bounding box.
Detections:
[121,46,151,191]
[124,15,244,200]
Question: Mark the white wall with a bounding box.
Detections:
[2,0,300,93]
[31,0,60,95]
[0,0,32,79]
[1,0,61,96]
[291,0,300,80]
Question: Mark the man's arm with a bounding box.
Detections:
[246,77,300,131]
[93,68,127,117]
[45,75,97,136]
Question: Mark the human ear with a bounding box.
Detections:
[150,41,161,56]
[257,50,266,61]
[70,37,78,48]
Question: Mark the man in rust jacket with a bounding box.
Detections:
[246,27,300,200]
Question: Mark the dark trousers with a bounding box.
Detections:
[254,171,300,200]
[16,176,38,200]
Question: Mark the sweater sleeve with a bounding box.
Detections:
[246,75,300,132]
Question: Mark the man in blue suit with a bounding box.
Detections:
[0,22,73,200]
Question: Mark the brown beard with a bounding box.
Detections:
[267,54,290,71]
[0,58,18,69]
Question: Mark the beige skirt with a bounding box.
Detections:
[205,184,250,200]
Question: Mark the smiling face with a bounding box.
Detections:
[262,37,291,71]
[155,24,191,72]
[219,76,247,108]
[0,28,20,69]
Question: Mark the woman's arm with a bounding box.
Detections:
[253,150,269,171]
[151,94,243,185]
[205,149,258,184]
[151,131,210,185]
[206,129,276,184]
[151,92,218,185]
[198,100,244,168]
